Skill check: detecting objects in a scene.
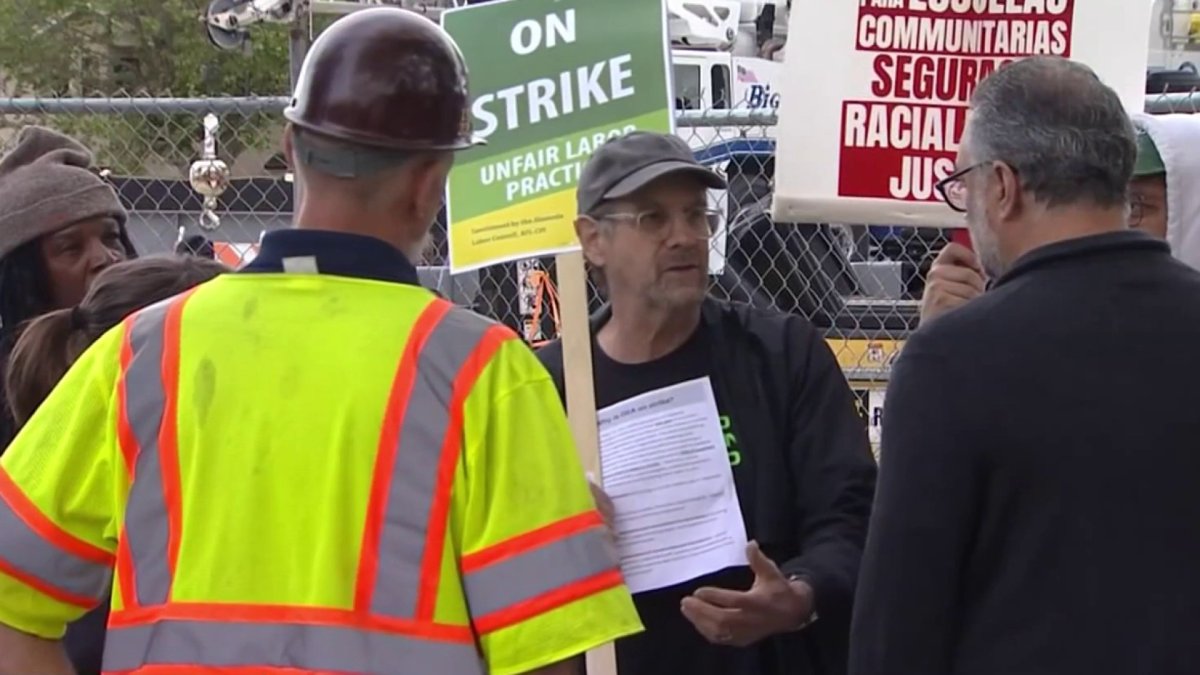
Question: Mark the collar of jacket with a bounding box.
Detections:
[994,229,1171,288]
[582,299,780,420]
[242,229,420,286]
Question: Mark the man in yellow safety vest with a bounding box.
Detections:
[0,7,642,674]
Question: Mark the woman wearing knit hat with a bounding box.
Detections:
[0,125,137,450]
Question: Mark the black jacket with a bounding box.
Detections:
[537,298,878,675]
[852,231,1200,675]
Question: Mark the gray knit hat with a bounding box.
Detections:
[0,126,128,260]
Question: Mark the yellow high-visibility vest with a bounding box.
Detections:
[0,272,642,674]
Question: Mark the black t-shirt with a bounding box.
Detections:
[591,324,762,675]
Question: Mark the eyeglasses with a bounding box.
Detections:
[934,162,988,213]
[595,207,723,239]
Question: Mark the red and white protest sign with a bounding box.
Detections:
[772,0,1152,227]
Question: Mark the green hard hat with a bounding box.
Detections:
[1133,127,1166,177]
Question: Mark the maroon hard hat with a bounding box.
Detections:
[283,7,483,152]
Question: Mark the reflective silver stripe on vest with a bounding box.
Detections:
[0,498,110,604]
[464,525,616,620]
[102,620,486,674]
[120,301,175,605]
[371,305,501,618]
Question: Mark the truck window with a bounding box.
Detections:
[673,63,703,110]
[711,64,731,109]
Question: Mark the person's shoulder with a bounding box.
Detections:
[441,302,513,335]
[907,299,986,354]
[1159,256,1200,288]
[451,313,562,405]
[899,282,1032,377]
[437,305,542,372]
[919,277,1023,336]
[75,318,129,372]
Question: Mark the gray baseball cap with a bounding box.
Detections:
[576,131,726,214]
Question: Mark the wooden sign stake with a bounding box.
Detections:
[555,250,619,675]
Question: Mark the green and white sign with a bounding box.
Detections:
[442,0,673,272]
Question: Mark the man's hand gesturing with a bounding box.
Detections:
[680,541,815,648]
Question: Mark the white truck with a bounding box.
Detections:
[665,0,787,120]
[1148,0,1200,71]
[665,0,786,178]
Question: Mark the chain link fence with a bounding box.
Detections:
[0,96,291,266]
[2,90,1197,449]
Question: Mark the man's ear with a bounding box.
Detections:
[281,124,296,170]
[993,161,1022,222]
[409,153,454,225]
[575,215,607,268]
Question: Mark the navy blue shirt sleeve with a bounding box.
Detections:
[778,320,877,628]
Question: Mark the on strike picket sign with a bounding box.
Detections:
[442,0,672,273]
[772,0,1153,227]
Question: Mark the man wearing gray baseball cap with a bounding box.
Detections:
[574,131,727,215]
[537,131,876,675]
